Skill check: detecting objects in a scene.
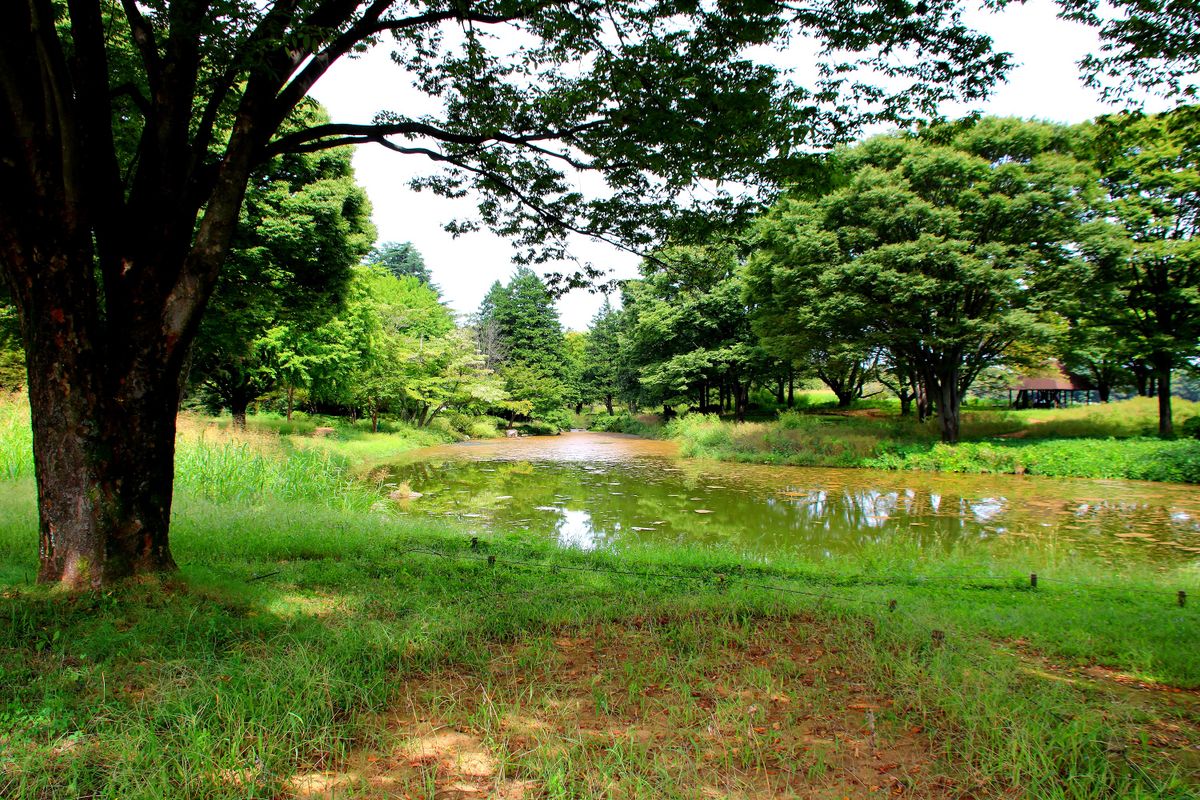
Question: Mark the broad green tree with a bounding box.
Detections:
[1055,318,1132,403]
[747,119,1095,442]
[1079,107,1200,436]
[191,129,375,426]
[624,244,767,419]
[402,328,507,427]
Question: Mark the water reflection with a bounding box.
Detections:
[386,432,1200,564]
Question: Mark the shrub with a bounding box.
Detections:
[776,409,822,431]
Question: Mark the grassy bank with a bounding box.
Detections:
[2,395,1199,797]
[666,398,1200,483]
[1,481,1198,798]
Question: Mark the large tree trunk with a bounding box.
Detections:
[935,376,961,444]
[604,395,614,416]
[1151,351,1173,437]
[24,299,181,588]
[230,394,249,429]
[0,0,341,588]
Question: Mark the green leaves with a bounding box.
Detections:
[191,128,375,415]
[475,268,571,421]
[746,118,1096,440]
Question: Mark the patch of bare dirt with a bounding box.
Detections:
[284,615,967,799]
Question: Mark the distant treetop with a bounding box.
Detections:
[366,242,432,285]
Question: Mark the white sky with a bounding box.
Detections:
[310,0,1168,331]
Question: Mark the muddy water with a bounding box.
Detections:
[386,432,1200,564]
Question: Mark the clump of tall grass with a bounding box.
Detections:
[588,411,663,436]
[0,401,385,509]
[869,437,1200,482]
[0,396,33,480]
[174,437,379,511]
[665,402,1200,482]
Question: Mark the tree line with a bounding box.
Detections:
[578,112,1199,443]
[4,109,1195,449]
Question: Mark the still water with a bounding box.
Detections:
[386,432,1200,565]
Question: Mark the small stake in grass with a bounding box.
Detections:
[931,630,944,648]
[888,599,897,613]
[471,536,479,551]
[1179,590,1187,608]
[1030,573,1037,589]
[488,555,496,567]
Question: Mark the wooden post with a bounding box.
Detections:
[1180,590,1187,607]
[471,536,479,551]
[1030,573,1037,589]
[487,555,496,567]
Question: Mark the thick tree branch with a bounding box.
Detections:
[119,0,164,99]
[269,0,395,128]
[265,118,605,158]
[193,0,303,161]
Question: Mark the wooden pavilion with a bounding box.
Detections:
[1008,371,1096,408]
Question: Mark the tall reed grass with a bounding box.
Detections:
[0,396,33,480]
[0,398,384,509]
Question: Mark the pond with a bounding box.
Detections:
[386,432,1200,566]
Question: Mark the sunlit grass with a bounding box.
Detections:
[1,393,1198,797]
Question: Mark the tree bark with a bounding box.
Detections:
[935,376,961,444]
[286,384,295,421]
[24,288,181,587]
[604,395,614,416]
[230,395,249,429]
[1151,351,1173,437]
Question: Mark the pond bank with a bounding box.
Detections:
[656,400,1200,484]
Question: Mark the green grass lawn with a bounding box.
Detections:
[2,395,1200,797]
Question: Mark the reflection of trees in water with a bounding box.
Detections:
[384,457,1198,563]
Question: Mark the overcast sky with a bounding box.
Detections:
[310,0,1167,331]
